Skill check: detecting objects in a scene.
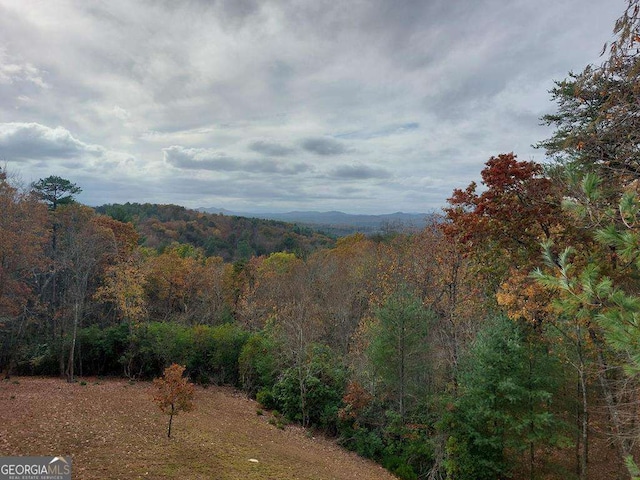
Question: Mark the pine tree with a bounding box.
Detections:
[366,287,433,419]
[444,316,566,480]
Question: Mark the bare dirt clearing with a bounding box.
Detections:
[0,377,397,480]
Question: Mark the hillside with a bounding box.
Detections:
[199,207,432,236]
[0,377,398,480]
[95,203,336,261]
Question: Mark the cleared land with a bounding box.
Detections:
[0,377,397,480]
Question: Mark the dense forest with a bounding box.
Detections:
[95,202,336,261]
[3,2,640,479]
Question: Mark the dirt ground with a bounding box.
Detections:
[0,377,398,480]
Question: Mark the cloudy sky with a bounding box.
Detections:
[0,0,622,214]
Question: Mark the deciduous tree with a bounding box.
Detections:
[444,153,563,275]
[0,169,49,375]
[153,363,195,438]
[55,205,115,382]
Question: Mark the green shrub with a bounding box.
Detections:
[271,343,347,432]
[190,323,249,386]
[337,388,435,479]
[66,322,250,383]
[145,322,193,369]
[238,333,279,396]
[340,427,385,459]
[256,388,277,410]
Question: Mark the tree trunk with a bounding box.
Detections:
[571,325,589,480]
[58,333,66,378]
[579,364,589,480]
[299,363,309,428]
[124,319,135,378]
[530,441,534,480]
[399,319,406,420]
[4,307,28,378]
[589,327,634,479]
[168,404,174,438]
[446,255,461,394]
[528,350,535,480]
[66,300,80,382]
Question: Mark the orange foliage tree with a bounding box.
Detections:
[153,363,195,438]
[0,169,49,375]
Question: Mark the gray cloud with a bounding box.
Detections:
[250,159,310,174]
[163,146,236,171]
[302,137,349,156]
[249,139,295,157]
[329,164,392,180]
[0,122,103,161]
[0,0,622,213]
[164,145,310,174]
[336,122,420,140]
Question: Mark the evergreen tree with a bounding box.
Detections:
[31,176,82,210]
[444,316,566,480]
[367,287,433,419]
[533,2,640,475]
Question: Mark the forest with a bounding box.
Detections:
[3,2,640,479]
[93,202,336,262]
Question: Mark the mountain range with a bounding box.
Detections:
[197,208,434,236]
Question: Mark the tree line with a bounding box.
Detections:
[3,1,640,478]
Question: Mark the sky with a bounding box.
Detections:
[0,0,623,214]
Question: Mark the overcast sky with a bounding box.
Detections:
[0,0,622,214]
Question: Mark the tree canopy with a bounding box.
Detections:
[31,175,82,210]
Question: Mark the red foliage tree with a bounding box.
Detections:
[443,153,564,273]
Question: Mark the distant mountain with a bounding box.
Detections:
[197,208,432,236]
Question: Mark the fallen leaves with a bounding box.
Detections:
[0,377,396,480]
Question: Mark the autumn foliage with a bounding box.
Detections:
[444,153,561,262]
[5,4,640,476]
[152,363,195,438]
